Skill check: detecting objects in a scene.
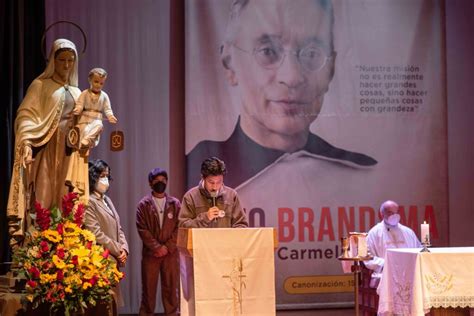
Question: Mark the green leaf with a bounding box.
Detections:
[51,207,61,223]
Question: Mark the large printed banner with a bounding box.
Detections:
[185,0,447,308]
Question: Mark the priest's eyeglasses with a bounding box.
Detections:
[233,40,332,72]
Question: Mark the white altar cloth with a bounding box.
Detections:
[377,247,474,315]
[179,228,276,316]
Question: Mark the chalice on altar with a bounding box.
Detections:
[340,237,350,258]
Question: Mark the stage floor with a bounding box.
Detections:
[119,309,354,316]
[277,309,353,316]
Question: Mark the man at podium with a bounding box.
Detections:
[179,157,248,228]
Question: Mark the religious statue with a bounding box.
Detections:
[6,38,88,249]
[71,67,118,155]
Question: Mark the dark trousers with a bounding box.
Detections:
[139,252,179,316]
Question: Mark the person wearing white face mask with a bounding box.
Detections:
[84,159,129,311]
[364,200,421,288]
[96,175,110,194]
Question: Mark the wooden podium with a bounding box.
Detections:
[177,228,277,316]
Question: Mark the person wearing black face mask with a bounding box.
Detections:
[136,167,181,316]
[152,180,167,194]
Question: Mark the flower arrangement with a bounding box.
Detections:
[13,192,124,315]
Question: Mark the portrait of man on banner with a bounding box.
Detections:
[186,0,377,189]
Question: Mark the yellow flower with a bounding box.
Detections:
[64,274,82,286]
[82,282,92,290]
[113,269,123,282]
[39,273,56,284]
[71,246,90,258]
[65,286,73,293]
[64,222,81,237]
[81,264,98,280]
[81,229,96,242]
[42,229,61,243]
[63,236,81,248]
[91,245,102,252]
[91,253,104,268]
[26,294,34,302]
[52,255,66,269]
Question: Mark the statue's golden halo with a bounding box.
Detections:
[41,20,87,60]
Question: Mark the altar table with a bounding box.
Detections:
[377,247,474,315]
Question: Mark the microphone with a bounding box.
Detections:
[210,191,218,222]
[210,191,217,207]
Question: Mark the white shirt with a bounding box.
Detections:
[152,196,166,227]
[365,221,422,274]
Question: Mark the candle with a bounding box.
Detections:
[421,221,430,244]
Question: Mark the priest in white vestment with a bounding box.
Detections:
[364,200,421,288]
